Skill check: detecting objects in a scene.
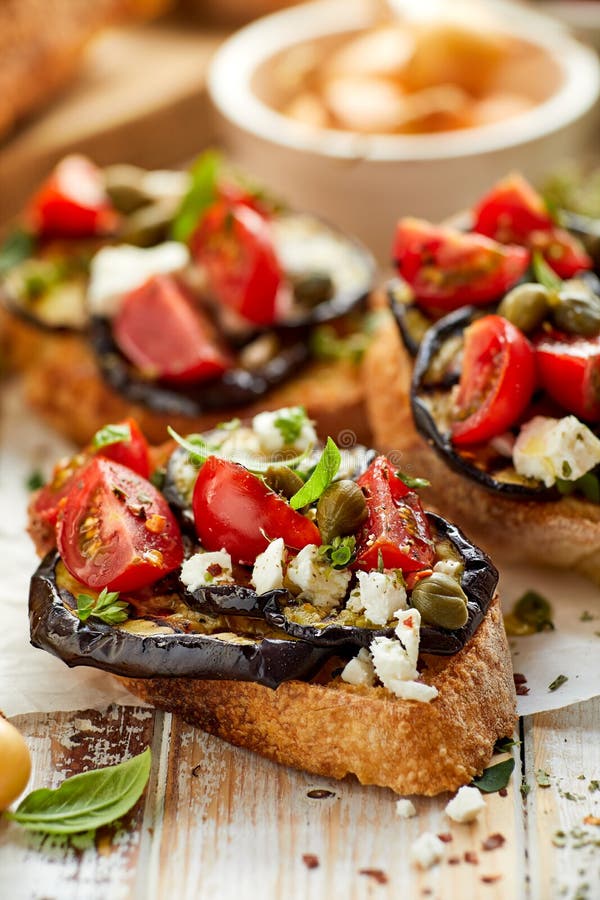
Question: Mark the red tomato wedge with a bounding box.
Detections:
[393,218,530,313]
[27,155,118,238]
[31,454,87,533]
[57,458,183,592]
[473,173,554,242]
[192,457,321,565]
[354,457,434,573]
[473,173,592,278]
[113,274,231,384]
[535,331,600,422]
[190,201,282,326]
[451,315,536,445]
[93,418,151,479]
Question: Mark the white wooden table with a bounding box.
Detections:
[0,698,598,900]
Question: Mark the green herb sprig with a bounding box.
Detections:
[274,407,307,445]
[289,438,341,510]
[395,471,430,490]
[170,150,221,243]
[0,229,35,276]
[532,251,562,292]
[76,588,130,625]
[319,535,356,569]
[471,757,515,793]
[92,423,132,450]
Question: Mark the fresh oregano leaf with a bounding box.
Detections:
[5,747,151,834]
[274,407,308,445]
[76,587,129,625]
[289,437,341,509]
[92,423,132,450]
[471,757,515,793]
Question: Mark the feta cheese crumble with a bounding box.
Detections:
[513,415,600,488]
[410,832,445,869]
[395,798,417,819]
[180,550,233,590]
[252,407,317,455]
[286,544,351,611]
[445,785,486,824]
[251,538,285,595]
[433,558,462,579]
[88,242,190,317]
[369,609,438,702]
[341,648,375,687]
[346,570,407,625]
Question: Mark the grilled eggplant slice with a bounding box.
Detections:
[411,306,554,500]
[30,553,332,688]
[262,514,497,656]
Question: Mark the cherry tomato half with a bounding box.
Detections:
[535,331,600,422]
[57,458,183,592]
[113,274,231,384]
[354,456,434,573]
[93,418,151,479]
[190,201,282,326]
[473,174,592,279]
[393,218,530,313]
[31,453,87,534]
[192,457,321,565]
[27,155,118,239]
[451,314,537,446]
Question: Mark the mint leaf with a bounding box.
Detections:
[92,423,131,450]
[170,150,221,243]
[0,229,34,276]
[289,438,341,509]
[5,748,151,834]
[395,471,430,490]
[76,588,129,625]
[274,407,307,445]
[472,758,515,793]
[532,251,562,292]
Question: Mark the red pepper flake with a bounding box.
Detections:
[302,854,319,870]
[207,563,224,577]
[481,875,502,884]
[464,851,479,865]
[499,788,508,798]
[516,684,530,695]
[145,514,166,534]
[482,834,506,851]
[448,857,461,866]
[513,673,527,685]
[359,869,388,885]
[437,833,453,843]
[584,815,600,826]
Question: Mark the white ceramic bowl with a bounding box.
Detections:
[208,0,600,260]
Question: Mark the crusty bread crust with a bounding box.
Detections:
[18,329,370,446]
[120,597,516,796]
[363,308,600,584]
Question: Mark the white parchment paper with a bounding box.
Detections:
[1,383,598,718]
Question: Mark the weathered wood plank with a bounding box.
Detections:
[152,716,525,900]
[0,706,158,900]
[523,697,600,900]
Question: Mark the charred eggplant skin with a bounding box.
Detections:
[388,278,427,358]
[411,306,554,500]
[263,513,498,656]
[29,552,331,688]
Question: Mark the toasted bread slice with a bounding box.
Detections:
[121,597,515,796]
[20,329,369,446]
[363,308,600,584]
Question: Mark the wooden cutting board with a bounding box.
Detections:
[0,20,226,226]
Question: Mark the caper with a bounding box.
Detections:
[104,164,152,214]
[0,716,31,811]
[497,283,550,333]
[292,272,334,308]
[410,573,469,630]
[550,280,600,337]
[263,465,304,499]
[120,201,176,247]
[316,479,367,544]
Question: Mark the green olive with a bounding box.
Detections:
[120,201,175,247]
[316,479,367,544]
[550,280,600,337]
[292,272,334,308]
[410,573,469,630]
[263,465,305,499]
[104,164,152,214]
[497,283,550,333]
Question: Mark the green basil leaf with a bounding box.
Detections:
[170,150,221,243]
[92,423,132,450]
[0,229,35,276]
[395,471,430,490]
[471,757,515,793]
[6,747,151,834]
[532,251,562,292]
[289,437,341,509]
